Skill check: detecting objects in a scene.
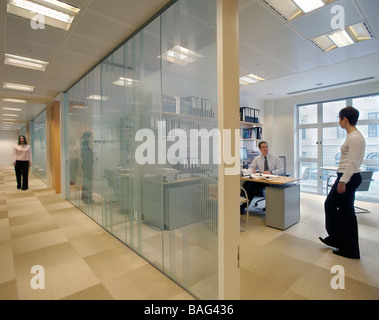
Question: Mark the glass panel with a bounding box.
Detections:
[353,95,379,120]
[299,104,317,124]
[161,0,218,299]
[299,161,318,192]
[299,128,317,158]
[100,45,127,238]
[357,125,379,201]
[64,0,219,300]
[322,100,346,122]
[31,111,47,183]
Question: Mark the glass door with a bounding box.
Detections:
[297,104,322,193]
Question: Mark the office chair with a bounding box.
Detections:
[240,186,249,232]
[326,171,373,213]
[254,156,287,211]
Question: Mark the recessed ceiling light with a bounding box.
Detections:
[86,95,109,101]
[239,74,266,86]
[113,77,140,87]
[293,0,324,13]
[2,107,22,111]
[2,114,19,117]
[311,22,372,51]
[2,97,27,104]
[3,82,35,92]
[7,0,80,31]
[263,0,337,20]
[5,54,49,71]
[160,46,204,65]
[327,29,354,48]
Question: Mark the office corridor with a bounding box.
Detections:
[0,166,194,300]
[1,165,379,300]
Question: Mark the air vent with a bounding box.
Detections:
[287,77,375,95]
[261,0,289,21]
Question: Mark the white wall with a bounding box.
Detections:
[263,80,379,177]
[0,131,19,165]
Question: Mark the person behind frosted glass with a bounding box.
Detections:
[80,131,94,204]
[320,106,365,259]
[13,135,32,190]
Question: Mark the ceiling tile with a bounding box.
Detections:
[244,24,304,54]
[266,40,322,63]
[6,15,66,49]
[88,0,166,27]
[367,16,379,38]
[284,53,334,72]
[357,0,379,19]
[2,65,44,86]
[61,34,110,58]
[71,11,134,46]
[325,39,379,62]
[239,1,283,42]
[5,38,56,62]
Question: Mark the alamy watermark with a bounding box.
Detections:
[31,265,45,290]
[330,265,345,290]
[135,120,240,175]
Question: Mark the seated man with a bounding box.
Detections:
[240,141,283,214]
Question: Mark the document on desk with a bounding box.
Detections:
[250,173,280,180]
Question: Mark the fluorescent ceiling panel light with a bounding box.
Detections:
[86,95,109,101]
[239,74,266,86]
[2,114,19,117]
[1,119,16,122]
[7,0,79,31]
[2,97,27,104]
[113,77,140,87]
[160,46,204,65]
[5,54,49,71]
[264,0,302,20]
[2,107,22,111]
[42,0,80,14]
[311,34,336,51]
[327,29,354,48]
[293,0,325,13]
[348,22,372,41]
[3,82,35,92]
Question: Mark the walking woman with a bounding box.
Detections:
[320,106,365,259]
[13,135,32,190]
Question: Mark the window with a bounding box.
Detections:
[368,112,379,137]
[297,93,379,202]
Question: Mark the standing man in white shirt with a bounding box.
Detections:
[13,135,32,190]
[240,141,283,214]
[320,106,365,259]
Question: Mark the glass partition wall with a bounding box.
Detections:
[64,0,218,299]
[31,110,47,183]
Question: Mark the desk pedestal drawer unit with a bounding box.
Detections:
[142,178,200,230]
[265,184,300,230]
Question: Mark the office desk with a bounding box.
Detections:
[241,175,301,230]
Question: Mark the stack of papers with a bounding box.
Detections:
[241,169,253,176]
[250,173,279,180]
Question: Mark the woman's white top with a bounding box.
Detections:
[13,144,32,165]
[337,130,365,184]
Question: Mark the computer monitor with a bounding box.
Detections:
[240,148,248,161]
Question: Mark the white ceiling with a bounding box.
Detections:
[1,0,379,131]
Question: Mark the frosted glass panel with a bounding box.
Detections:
[31,111,47,182]
[161,0,218,299]
[64,0,218,300]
